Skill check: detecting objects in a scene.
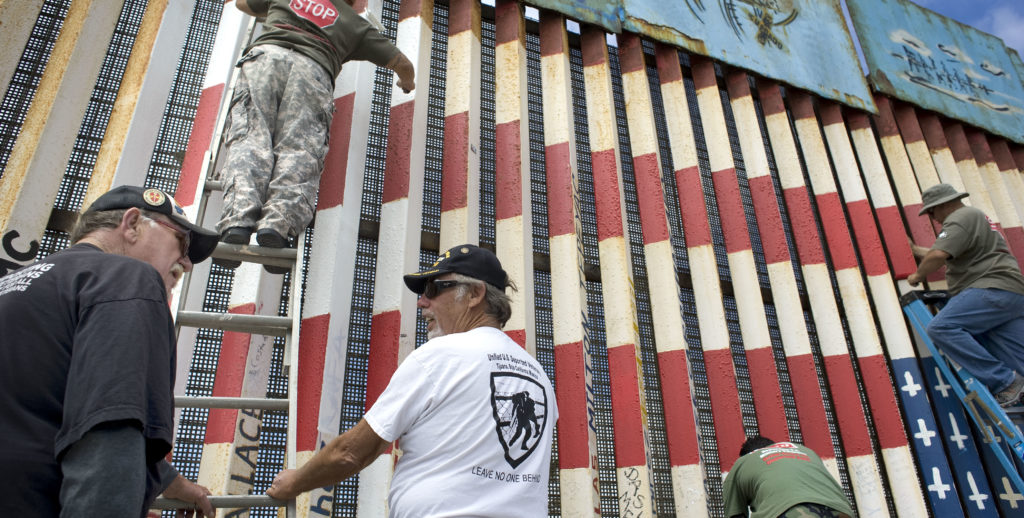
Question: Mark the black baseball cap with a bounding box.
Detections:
[404,244,508,294]
[85,185,219,263]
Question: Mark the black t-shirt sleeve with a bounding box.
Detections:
[54,269,175,464]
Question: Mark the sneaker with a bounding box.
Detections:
[995,373,1024,409]
[256,228,291,274]
[212,227,252,270]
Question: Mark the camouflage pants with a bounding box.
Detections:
[218,44,335,238]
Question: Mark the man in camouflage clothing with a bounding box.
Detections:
[218,0,415,272]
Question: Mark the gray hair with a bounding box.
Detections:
[70,209,128,243]
[452,272,517,327]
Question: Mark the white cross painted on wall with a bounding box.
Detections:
[966,472,989,510]
[914,418,936,447]
[902,371,922,397]
[947,414,968,450]
[934,367,952,398]
[927,467,951,499]
[999,477,1024,508]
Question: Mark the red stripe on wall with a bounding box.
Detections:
[297,313,330,451]
[786,354,834,459]
[846,110,871,131]
[902,206,945,281]
[494,0,521,45]
[539,14,565,57]
[654,44,682,84]
[554,341,591,468]
[857,355,907,449]
[318,93,354,211]
[744,346,788,441]
[675,165,712,247]
[591,148,624,241]
[495,120,524,220]
[176,83,224,206]
[206,302,256,444]
[398,0,423,22]
[788,91,815,121]
[818,102,843,126]
[893,102,926,144]
[918,113,949,151]
[447,0,475,34]
[383,101,414,204]
[1004,226,1024,271]
[944,123,972,162]
[545,142,574,237]
[756,78,786,117]
[657,349,700,466]
[725,69,751,100]
[505,328,526,348]
[822,355,874,456]
[580,26,607,68]
[616,33,644,74]
[690,56,717,92]
[845,199,889,277]
[606,344,647,467]
[366,310,401,410]
[632,153,670,244]
[782,186,826,265]
[872,95,901,138]
[441,111,469,212]
[711,168,753,254]
[875,204,916,279]
[748,175,789,264]
[991,139,1017,171]
[702,347,746,470]
[815,192,859,271]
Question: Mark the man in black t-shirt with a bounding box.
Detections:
[0,186,219,516]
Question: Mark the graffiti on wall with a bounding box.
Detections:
[847,0,1024,144]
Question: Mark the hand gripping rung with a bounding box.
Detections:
[175,311,292,336]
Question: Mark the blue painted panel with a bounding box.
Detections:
[847,0,1024,144]
[891,357,967,517]
[915,356,1000,517]
[619,0,874,112]
[523,0,622,32]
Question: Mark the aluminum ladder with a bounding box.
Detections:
[151,16,301,517]
[901,289,1024,497]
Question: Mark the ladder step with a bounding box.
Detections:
[205,179,224,192]
[212,242,297,269]
[152,495,286,510]
[175,395,288,411]
[176,311,292,336]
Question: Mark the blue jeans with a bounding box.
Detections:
[927,288,1024,393]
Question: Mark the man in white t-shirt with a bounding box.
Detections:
[267,244,557,516]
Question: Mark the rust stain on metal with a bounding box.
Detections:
[622,15,707,56]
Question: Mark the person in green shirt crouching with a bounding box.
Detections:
[723,436,855,518]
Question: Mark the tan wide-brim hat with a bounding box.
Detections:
[918,183,969,216]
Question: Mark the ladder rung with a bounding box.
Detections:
[212,243,297,268]
[175,395,288,411]
[205,179,224,192]
[152,495,286,510]
[176,311,292,336]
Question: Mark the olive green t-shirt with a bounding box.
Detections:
[932,206,1024,296]
[247,0,400,80]
[723,442,855,518]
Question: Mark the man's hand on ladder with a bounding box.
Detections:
[159,474,215,517]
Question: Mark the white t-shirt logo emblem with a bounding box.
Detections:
[490,372,549,468]
[289,0,339,29]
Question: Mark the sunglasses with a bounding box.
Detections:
[422,279,464,299]
[145,216,190,258]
